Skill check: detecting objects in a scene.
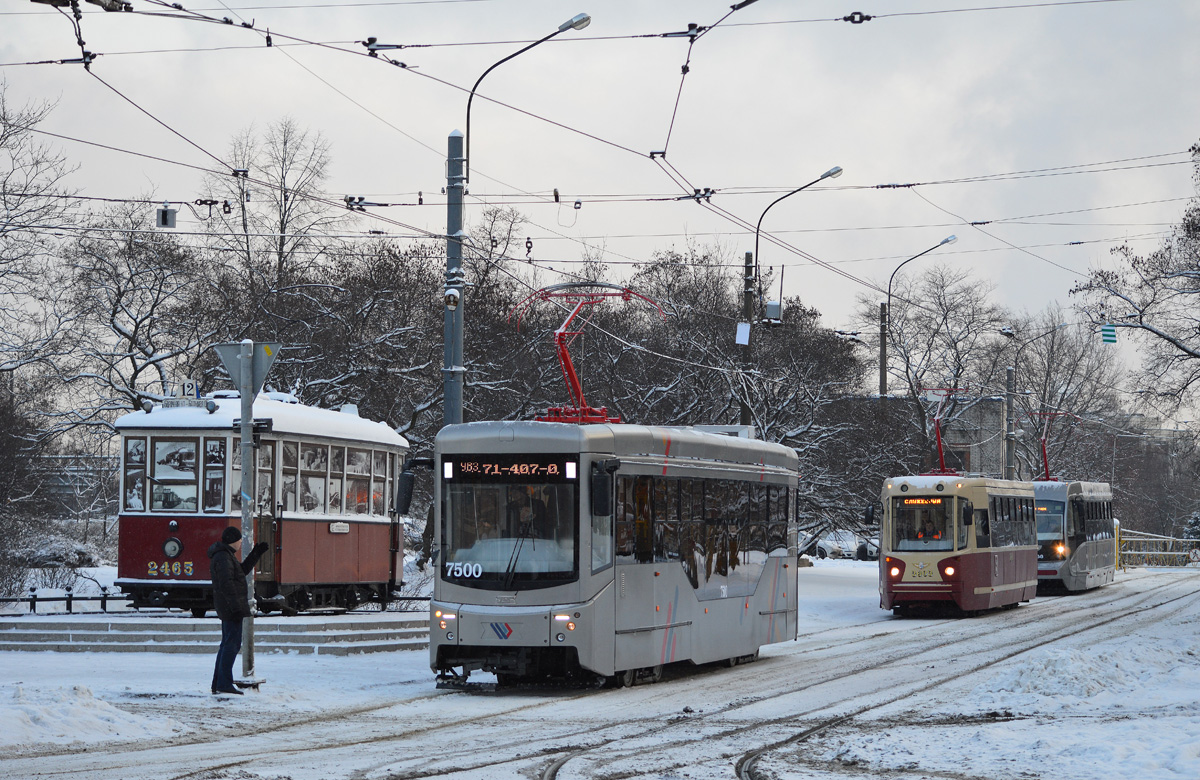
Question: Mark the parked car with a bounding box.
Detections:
[827,531,859,559]
[855,536,880,561]
[799,532,843,559]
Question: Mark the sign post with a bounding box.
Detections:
[213,339,280,682]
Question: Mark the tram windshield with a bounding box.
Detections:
[890,496,955,551]
[1036,500,1066,541]
[440,455,578,590]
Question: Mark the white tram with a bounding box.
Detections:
[1033,480,1117,591]
[428,421,799,686]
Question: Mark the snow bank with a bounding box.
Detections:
[972,641,1200,713]
[0,684,185,746]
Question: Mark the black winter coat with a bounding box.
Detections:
[208,541,266,621]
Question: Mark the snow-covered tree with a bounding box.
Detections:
[1072,141,1200,411]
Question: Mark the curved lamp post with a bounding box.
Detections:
[444,13,590,428]
[879,235,958,397]
[738,165,841,426]
[752,166,843,279]
[464,12,591,185]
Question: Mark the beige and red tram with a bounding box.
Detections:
[879,474,1037,615]
[115,391,408,615]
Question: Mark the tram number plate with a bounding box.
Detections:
[911,567,935,579]
[148,561,194,577]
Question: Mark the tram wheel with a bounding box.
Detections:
[643,665,663,684]
[609,669,635,688]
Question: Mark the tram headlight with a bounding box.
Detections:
[944,566,956,577]
[1055,543,1067,558]
[890,566,901,578]
[567,621,576,631]
[162,538,183,559]
[556,633,566,643]
[439,620,447,629]
[446,631,455,641]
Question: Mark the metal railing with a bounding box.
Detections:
[1,588,431,616]
[1119,531,1200,568]
[0,587,124,614]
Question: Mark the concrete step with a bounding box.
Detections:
[0,614,430,655]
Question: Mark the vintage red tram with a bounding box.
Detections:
[115,391,409,615]
[878,474,1038,615]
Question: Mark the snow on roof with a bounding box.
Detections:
[114,393,408,449]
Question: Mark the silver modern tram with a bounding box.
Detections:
[428,421,799,686]
[1033,480,1117,591]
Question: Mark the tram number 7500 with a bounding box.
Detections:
[445,562,484,578]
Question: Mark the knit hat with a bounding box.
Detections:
[221,526,242,545]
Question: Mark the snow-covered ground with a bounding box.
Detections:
[1,560,1197,779]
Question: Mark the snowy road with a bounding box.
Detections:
[3,562,1199,780]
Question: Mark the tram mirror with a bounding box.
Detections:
[395,471,416,516]
[590,466,612,517]
[961,501,974,526]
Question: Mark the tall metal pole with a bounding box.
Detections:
[1005,365,1016,480]
[878,302,887,398]
[444,131,465,427]
[740,251,754,427]
[238,340,256,677]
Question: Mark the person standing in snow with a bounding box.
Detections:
[208,526,268,695]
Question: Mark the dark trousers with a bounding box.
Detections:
[212,618,243,692]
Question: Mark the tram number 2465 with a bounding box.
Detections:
[445,562,484,578]
[148,561,194,577]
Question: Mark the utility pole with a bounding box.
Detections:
[878,302,887,398]
[740,251,754,427]
[1005,365,1016,480]
[213,340,279,682]
[444,131,465,427]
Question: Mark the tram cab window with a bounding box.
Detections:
[442,479,578,590]
[892,497,953,552]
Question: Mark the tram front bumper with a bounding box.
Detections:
[430,599,606,676]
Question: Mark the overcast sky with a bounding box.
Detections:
[4,0,1199,338]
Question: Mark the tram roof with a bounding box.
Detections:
[883,474,1035,494]
[113,392,408,449]
[437,421,798,470]
[1033,480,1112,500]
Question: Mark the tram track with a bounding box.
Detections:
[3,571,1188,780]
[531,572,1194,780]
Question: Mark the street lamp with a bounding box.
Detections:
[739,166,841,426]
[464,12,591,185]
[752,166,843,280]
[879,235,958,397]
[999,322,1069,479]
[444,13,591,428]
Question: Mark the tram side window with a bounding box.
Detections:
[652,477,673,563]
[345,448,371,515]
[150,437,199,512]
[202,438,226,513]
[975,508,990,548]
[658,478,680,562]
[678,478,700,588]
[299,443,329,513]
[767,484,789,553]
[591,478,614,573]
[281,441,298,513]
[615,476,635,563]
[329,446,345,513]
[123,437,148,512]
[256,441,275,516]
